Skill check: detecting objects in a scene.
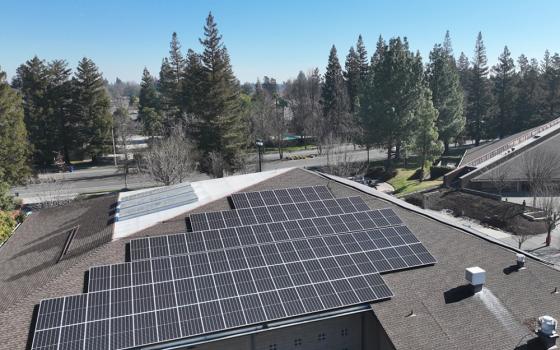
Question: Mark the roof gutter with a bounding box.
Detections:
[312,170,554,268]
[140,305,372,350]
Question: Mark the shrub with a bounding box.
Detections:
[430,166,453,179]
[0,211,16,243]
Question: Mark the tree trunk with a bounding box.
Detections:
[366,146,370,164]
[546,228,552,246]
[444,141,449,153]
[386,143,393,170]
[395,142,401,161]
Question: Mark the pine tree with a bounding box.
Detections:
[361,37,424,167]
[467,32,492,145]
[442,30,455,65]
[541,50,560,117]
[427,35,465,152]
[491,46,516,138]
[72,57,111,162]
[194,12,246,176]
[321,45,350,141]
[0,68,30,184]
[344,46,360,113]
[46,60,73,162]
[412,89,443,180]
[356,35,369,83]
[158,33,185,129]
[139,68,162,136]
[515,55,544,131]
[12,56,53,167]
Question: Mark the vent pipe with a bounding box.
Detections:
[537,316,558,350]
[465,266,485,293]
[517,254,526,269]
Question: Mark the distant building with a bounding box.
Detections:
[445,117,560,194]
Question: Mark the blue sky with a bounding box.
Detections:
[2,0,559,83]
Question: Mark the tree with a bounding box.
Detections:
[285,71,309,140]
[535,184,560,246]
[72,57,112,162]
[355,35,369,84]
[158,33,185,129]
[113,107,136,189]
[467,32,492,146]
[522,150,560,207]
[541,50,560,117]
[360,37,424,168]
[139,68,162,136]
[427,35,465,152]
[344,46,361,113]
[515,55,544,131]
[193,13,246,176]
[491,46,516,138]
[321,45,350,143]
[143,126,197,185]
[488,163,512,196]
[0,68,30,184]
[411,89,443,180]
[46,60,73,162]
[12,56,53,167]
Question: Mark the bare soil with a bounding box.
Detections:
[405,188,547,236]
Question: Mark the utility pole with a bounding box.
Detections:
[256,139,264,172]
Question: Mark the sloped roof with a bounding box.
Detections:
[2,168,560,349]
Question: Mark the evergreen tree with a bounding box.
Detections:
[427,36,465,152]
[491,46,516,138]
[13,56,53,167]
[321,45,350,141]
[344,46,361,113]
[139,68,162,135]
[412,89,443,180]
[0,68,30,184]
[356,35,369,83]
[46,60,73,162]
[72,57,112,162]
[541,50,560,117]
[442,30,455,65]
[361,37,424,167]
[467,32,492,145]
[515,55,544,131]
[194,12,246,176]
[158,33,185,128]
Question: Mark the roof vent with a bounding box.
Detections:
[465,266,485,293]
[517,254,526,269]
[537,316,558,349]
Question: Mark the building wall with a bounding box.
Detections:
[180,312,394,350]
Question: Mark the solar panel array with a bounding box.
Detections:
[31,186,436,350]
[230,186,333,209]
[189,196,369,231]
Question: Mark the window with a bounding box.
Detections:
[317,333,326,342]
[341,328,349,337]
[294,338,302,347]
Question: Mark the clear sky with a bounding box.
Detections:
[2,0,559,84]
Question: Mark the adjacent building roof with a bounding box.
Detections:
[2,168,560,349]
[473,130,560,182]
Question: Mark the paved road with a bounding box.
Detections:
[13,145,387,204]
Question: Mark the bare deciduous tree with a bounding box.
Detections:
[113,107,137,189]
[522,150,560,205]
[535,184,560,246]
[488,163,512,196]
[143,127,197,185]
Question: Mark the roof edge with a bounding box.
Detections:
[312,170,555,269]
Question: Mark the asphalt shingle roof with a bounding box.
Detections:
[1,168,559,349]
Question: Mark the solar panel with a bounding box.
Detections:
[31,190,436,350]
[129,208,401,262]
[230,186,334,209]
[190,196,367,232]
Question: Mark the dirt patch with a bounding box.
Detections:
[405,188,547,236]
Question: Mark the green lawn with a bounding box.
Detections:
[387,168,442,197]
[367,156,443,196]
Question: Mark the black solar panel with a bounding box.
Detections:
[31,188,436,350]
[129,208,401,262]
[231,185,334,209]
[189,196,369,232]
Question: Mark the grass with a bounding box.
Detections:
[387,168,443,197]
[367,156,443,196]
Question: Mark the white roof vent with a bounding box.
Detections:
[537,316,558,349]
[465,266,485,293]
[516,254,526,269]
